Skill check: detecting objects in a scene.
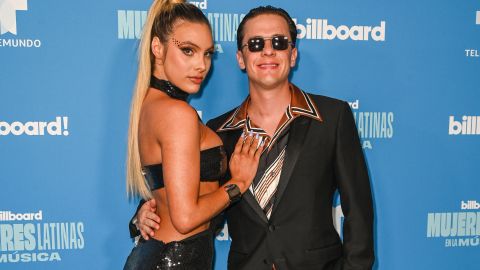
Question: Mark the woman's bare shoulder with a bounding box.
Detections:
[142,98,199,137]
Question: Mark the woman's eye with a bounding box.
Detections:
[181,48,194,56]
[205,50,214,57]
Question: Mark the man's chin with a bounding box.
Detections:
[253,78,288,90]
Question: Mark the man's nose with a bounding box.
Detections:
[261,39,276,56]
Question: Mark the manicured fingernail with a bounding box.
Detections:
[255,133,259,139]
[257,137,263,148]
[248,130,253,137]
[241,132,245,138]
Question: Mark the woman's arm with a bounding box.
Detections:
[151,101,261,234]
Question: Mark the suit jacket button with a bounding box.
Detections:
[269,225,275,232]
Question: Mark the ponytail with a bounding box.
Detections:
[126,0,210,199]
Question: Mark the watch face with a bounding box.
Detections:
[225,184,241,203]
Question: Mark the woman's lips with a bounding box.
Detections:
[188,76,203,84]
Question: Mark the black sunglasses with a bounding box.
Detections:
[241,35,294,52]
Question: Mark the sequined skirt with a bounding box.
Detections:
[123,228,213,270]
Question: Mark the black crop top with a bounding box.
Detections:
[143,145,227,191]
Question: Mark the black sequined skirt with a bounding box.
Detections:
[123,228,214,270]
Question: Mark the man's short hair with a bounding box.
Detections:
[236,5,297,50]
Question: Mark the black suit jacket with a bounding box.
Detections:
[206,93,374,270]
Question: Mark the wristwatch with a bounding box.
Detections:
[224,184,241,204]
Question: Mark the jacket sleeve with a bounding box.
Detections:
[334,102,375,269]
[206,119,215,130]
[128,199,146,239]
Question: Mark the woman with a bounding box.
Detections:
[123,0,263,269]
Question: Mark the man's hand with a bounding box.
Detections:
[137,199,160,240]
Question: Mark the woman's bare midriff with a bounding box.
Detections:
[150,181,219,243]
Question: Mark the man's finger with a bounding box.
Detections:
[147,198,157,208]
[140,230,149,240]
[144,218,160,230]
[145,212,161,224]
[139,224,154,237]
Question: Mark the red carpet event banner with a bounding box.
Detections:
[1,0,479,269]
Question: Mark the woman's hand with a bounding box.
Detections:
[228,131,266,193]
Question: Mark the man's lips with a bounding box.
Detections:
[257,63,279,69]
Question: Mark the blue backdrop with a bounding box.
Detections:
[1,0,479,269]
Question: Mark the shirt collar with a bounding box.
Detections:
[217,83,323,133]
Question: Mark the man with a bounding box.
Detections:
[132,6,374,270]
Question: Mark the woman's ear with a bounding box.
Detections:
[151,37,165,64]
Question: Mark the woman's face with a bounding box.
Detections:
[153,21,214,94]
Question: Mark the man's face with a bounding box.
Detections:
[236,14,297,90]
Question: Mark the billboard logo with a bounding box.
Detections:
[426,199,480,248]
[188,0,207,10]
[0,116,70,136]
[448,115,480,135]
[462,201,480,210]
[349,99,395,150]
[348,99,359,109]
[0,210,42,221]
[0,210,85,263]
[0,0,27,35]
[294,19,386,41]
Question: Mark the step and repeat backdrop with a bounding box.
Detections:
[1,0,479,269]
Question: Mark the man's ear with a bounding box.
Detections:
[151,37,165,63]
[236,50,246,70]
[290,47,298,68]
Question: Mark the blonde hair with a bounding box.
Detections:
[126,0,211,199]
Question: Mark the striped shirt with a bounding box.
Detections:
[217,84,322,218]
